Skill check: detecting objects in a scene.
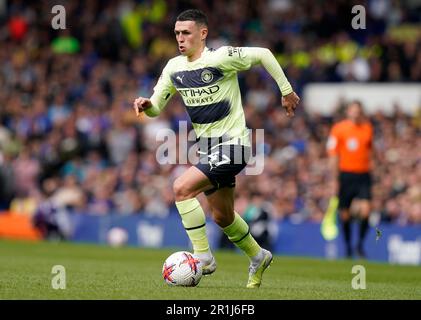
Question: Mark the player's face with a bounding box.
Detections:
[347,103,363,122]
[174,21,207,57]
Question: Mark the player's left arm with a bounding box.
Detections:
[215,46,300,117]
[367,122,375,170]
[245,47,300,117]
[216,46,300,116]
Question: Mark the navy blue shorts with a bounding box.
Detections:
[338,172,372,209]
[195,142,251,196]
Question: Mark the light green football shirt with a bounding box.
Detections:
[147,46,293,147]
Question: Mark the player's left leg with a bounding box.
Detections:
[206,187,273,288]
[356,199,371,258]
[355,173,372,258]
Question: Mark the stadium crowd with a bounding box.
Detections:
[0,0,420,227]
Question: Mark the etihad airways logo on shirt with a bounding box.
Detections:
[178,85,220,98]
[178,85,220,106]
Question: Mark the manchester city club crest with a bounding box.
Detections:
[201,69,213,84]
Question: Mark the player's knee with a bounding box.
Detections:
[359,201,371,218]
[173,178,193,201]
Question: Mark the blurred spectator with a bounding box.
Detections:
[0,0,420,227]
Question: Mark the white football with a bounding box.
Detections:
[162,251,203,287]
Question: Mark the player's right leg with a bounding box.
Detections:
[173,166,217,275]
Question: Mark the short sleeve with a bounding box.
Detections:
[327,124,340,156]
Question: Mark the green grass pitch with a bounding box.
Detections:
[1,239,420,299]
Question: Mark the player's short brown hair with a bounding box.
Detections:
[176,9,208,27]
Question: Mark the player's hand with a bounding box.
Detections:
[282,92,300,118]
[133,97,152,117]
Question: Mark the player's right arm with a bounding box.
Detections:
[133,62,176,118]
[327,124,341,196]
